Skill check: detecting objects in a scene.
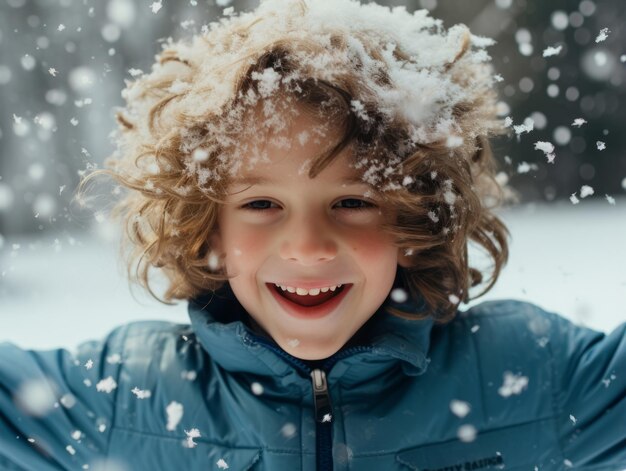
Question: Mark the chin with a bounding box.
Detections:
[283,342,341,361]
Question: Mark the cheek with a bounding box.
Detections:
[221,224,270,266]
[350,228,397,261]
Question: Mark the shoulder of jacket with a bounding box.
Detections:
[447,300,560,425]
[118,319,194,344]
[111,320,202,363]
[109,320,209,431]
[447,299,563,381]
[456,299,563,336]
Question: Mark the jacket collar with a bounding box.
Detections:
[188,279,435,386]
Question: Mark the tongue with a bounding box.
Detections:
[278,286,342,307]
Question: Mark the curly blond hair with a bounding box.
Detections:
[80,0,513,323]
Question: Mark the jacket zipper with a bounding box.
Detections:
[313,346,371,471]
[311,368,333,471]
[247,332,372,471]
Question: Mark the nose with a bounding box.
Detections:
[279,214,338,265]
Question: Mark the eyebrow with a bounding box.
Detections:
[231,175,370,186]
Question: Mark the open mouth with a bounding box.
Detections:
[266,282,353,319]
[270,283,347,307]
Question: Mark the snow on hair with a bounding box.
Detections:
[80,0,513,322]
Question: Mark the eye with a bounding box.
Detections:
[335,198,377,211]
[241,200,279,211]
[240,198,376,212]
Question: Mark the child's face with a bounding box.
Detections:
[212,109,409,360]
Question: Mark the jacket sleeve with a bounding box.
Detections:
[0,326,127,470]
[548,311,626,469]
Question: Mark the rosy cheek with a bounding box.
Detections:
[225,231,269,261]
[350,228,396,258]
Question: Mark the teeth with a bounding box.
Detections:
[274,283,343,296]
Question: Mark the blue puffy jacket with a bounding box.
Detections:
[1,284,625,470]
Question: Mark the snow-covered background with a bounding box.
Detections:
[1,196,624,350]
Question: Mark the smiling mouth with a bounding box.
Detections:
[268,283,348,307]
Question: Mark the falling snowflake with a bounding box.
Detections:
[96,377,117,393]
[350,100,369,122]
[571,118,587,127]
[251,67,282,98]
[534,141,555,163]
[498,371,529,397]
[184,428,201,448]
[150,1,162,14]
[48,68,58,77]
[131,387,152,399]
[207,251,220,270]
[216,458,229,469]
[57,24,66,32]
[181,370,197,381]
[446,135,463,148]
[15,378,57,416]
[60,393,76,408]
[517,162,537,174]
[595,28,610,43]
[106,353,122,364]
[542,45,562,57]
[71,430,83,440]
[390,287,408,303]
[569,414,577,425]
[192,148,209,162]
[70,118,79,126]
[457,424,477,443]
[605,195,616,205]
[570,193,580,205]
[322,413,333,423]
[601,373,617,388]
[251,382,264,396]
[66,445,76,455]
[281,422,297,438]
[286,338,300,348]
[166,401,183,431]
[596,141,606,150]
[580,185,594,198]
[470,325,480,333]
[84,359,93,369]
[450,399,471,418]
[513,121,533,136]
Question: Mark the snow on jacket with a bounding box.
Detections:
[0,283,624,471]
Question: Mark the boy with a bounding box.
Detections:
[1,1,624,470]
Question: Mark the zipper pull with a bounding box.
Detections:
[310,369,333,423]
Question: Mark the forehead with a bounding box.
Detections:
[229,111,370,188]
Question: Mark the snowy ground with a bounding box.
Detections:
[1,197,624,350]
